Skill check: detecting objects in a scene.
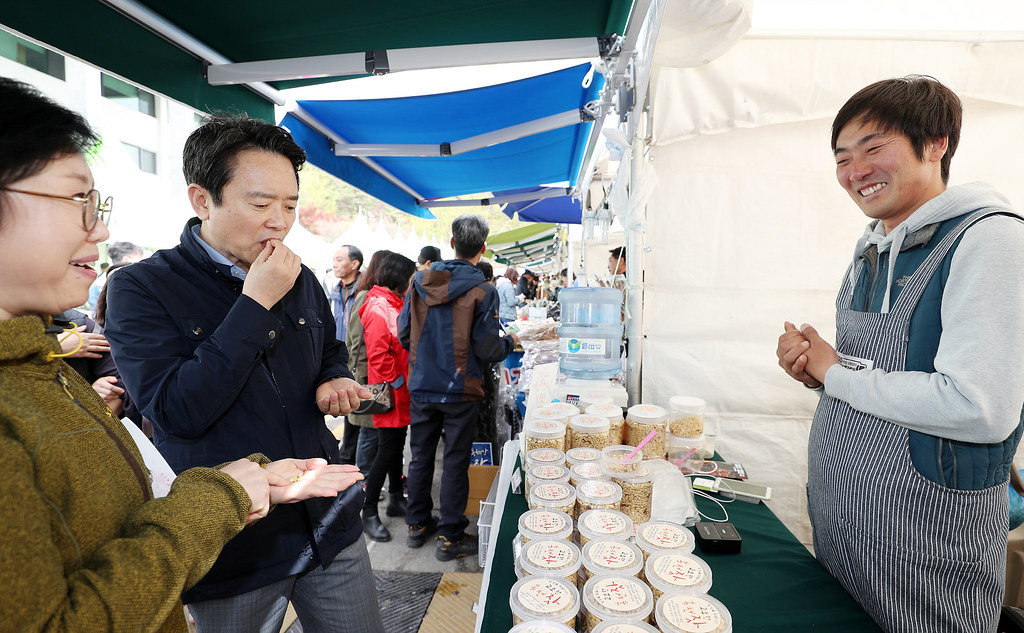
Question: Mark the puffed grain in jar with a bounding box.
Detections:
[580,574,653,633]
[600,444,642,475]
[587,403,625,444]
[528,482,577,516]
[568,414,611,451]
[565,446,603,468]
[576,508,633,548]
[526,447,567,471]
[644,551,713,600]
[509,576,580,629]
[668,395,705,438]
[612,462,654,524]
[534,403,577,447]
[634,520,696,579]
[519,508,574,547]
[526,464,571,498]
[655,592,733,633]
[569,461,610,488]
[519,538,582,586]
[625,404,667,460]
[579,538,644,588]
[574,479,622,520]
[523,418,567,454]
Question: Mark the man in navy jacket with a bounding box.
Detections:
[105,115,383,633]
[398,214,518,560]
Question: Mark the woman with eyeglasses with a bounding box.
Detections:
[0,77,363,631]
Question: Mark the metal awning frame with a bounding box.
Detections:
[207,37,606,85]
[421,187,571,210]
[333,107,597,158]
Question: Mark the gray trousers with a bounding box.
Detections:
[189,536,385,633]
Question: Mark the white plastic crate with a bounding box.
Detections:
[477,469,501,567]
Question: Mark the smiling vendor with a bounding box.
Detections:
[777,76,1024,632]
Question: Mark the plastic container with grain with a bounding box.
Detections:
[579,538,644,587]
[509,576,581,629]
[576,508,633,547]
[526,464,571,497]
[655,592,732,633]
[519,538,583,586]
[568,414,611,451]
[644,551,713,600]
[528,482,578,516]
[574,479,622,519]
[518,508,574,546]
[625,404,668,460]
[580,574,654,633]
[612,462,654,524]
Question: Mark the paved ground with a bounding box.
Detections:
[327,416,484,575]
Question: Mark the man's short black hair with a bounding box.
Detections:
[831,75,961,185]
[609,246,625,259]
[183,113,307,206]
[417,245,442,265]
[476,260,494,281]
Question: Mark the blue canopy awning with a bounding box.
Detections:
[498,186,584,224]
[280,63,604,219]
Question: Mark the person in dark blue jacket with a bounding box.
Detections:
[398,214,518,561]
[105,114,384,633]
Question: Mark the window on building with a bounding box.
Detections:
[122,142,158,174]
[0,31,65,79]
[102,73,156,116]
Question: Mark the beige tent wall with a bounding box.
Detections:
[640,35,1024,546]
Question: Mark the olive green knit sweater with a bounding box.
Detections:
[1,316,253,632]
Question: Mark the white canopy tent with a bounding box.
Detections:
[629,0,1024,545]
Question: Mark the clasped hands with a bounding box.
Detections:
[222,458,363,525]
[776,321,840,389]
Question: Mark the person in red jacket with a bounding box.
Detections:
[358,252,417,541]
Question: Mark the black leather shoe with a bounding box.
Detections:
[385,493,408,518]
[361,511,391,542]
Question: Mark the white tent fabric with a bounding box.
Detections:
[640,31,1024,546]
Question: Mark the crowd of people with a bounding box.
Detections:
[5,67,1021,633]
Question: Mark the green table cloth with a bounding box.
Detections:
[479,458,882,632]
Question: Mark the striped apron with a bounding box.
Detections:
[808,209,1009,633]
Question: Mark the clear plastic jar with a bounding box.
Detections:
[510,576,581,629]
[587,403,625,444]
[668,396,705,438]
[526,464,571,498]
[519,508,574,546]
[508,620,577,633]
[545,402,580,419]
[520,538,582,586]
[579,538,644,588]
[523,418,567,454]
[625,404,667,460]
[526,447,567,470]
[644,551,713,600]
[580,574,654,633]
[532,405,574,423]
[666,432,706,474]
[612,462,654,524]
[569,414,611,450]
[569,461,610,488]
[591,621,660,633]
[574,479,622,519]
[529,482,577,516]
[601,444,642,475]
[634,520,696,567]
[566,446,603,468]
[655,592,732,633]
[576,508,633,547]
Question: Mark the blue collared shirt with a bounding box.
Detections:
[191,224,246,280]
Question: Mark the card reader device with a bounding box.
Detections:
[695,521,742,554]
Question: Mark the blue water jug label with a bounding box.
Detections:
[559,337,607,355]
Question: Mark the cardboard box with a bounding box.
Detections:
[465,464,498,515]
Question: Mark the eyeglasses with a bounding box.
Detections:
[2,187,113,231]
